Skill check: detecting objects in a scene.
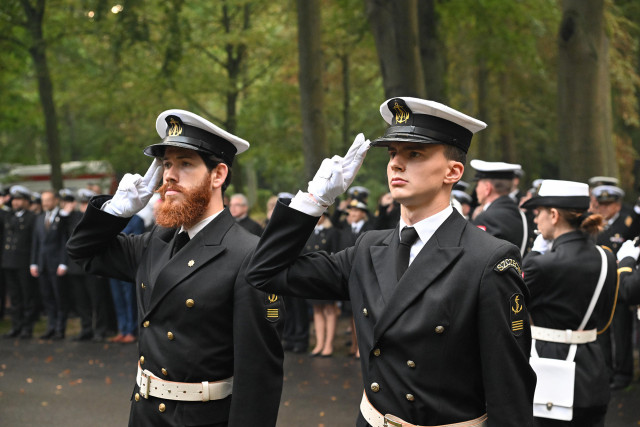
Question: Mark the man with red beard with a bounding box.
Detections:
[67,109,284,427]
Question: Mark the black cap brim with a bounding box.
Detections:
[521,195,590,211]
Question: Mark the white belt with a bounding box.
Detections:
[530,326,597,344]
[360,392,488,427]
[136,364,233,402]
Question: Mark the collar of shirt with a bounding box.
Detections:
[314,225,324,234]
[607,211,620,227]
[351,219,365,234]
[180,209,224,239]
[399,205,453,265]
[15,209,25,217]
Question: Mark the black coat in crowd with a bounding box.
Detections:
[472,195,529,253]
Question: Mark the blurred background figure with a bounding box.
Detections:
[372,192,400,230]
[2,186,37,339]
[229,193,263,236]
[108,211,145,344]
[306,213,339,357]
[30,190,69,340]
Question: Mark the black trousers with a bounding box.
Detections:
[65,273,110,336]
[282,295,309,349]
[598,304,634,384]
[38,269,70,334]
[4,268,38,333]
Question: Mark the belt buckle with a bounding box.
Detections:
[139,370,151,399]
[383,415,402,427]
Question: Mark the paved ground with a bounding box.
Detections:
[1,317,639,426]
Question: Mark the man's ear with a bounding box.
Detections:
[550,207,560,225]
[211,163,229,189]
[444,161,464,185]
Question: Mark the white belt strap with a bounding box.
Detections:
[531,245,608,363]
[530,326,597,344]
[136,364,233,402]
[360,392,488,427]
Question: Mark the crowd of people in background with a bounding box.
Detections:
[3,167,640,397]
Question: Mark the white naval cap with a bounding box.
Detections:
[76,188,97,202]
[592,185,625,203]
[145,109,249,166]
[347,199,369,211]
[452,189,473,205]
[470,159,522,180]
[521,179,590,210]
[588,176,619,187]
[59,188,75,201]
[371,97,487,153]
[9,185,31,200]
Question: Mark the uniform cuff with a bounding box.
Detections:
[289,191,326,217]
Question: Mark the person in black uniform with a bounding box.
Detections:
[247,97,535,426]
[470,159,530,257]
[590,185,640,390]
[521,179,616,426]
[2,186,38,339]
[66,109,284,427]
[64,189,113,342]
[31,189,70,340]
[229,193,263,236]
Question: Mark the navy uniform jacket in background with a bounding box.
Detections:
[472,195,527,250]
[2,209,36,269]
[31,209,68,270]
[66,196,284,427]
[596,204,640,254]
[523,231,617,408]
[247,202,536,427]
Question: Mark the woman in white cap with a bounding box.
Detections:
[521,180,617,427]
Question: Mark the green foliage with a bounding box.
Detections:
[0,0,639,199]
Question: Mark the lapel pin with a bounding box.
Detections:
[188,260,195,267]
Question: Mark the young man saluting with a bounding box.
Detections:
[248,97,535,426]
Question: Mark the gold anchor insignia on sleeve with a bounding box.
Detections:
[511,295,523,314]
[268,294,278,303]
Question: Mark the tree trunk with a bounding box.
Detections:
[498,72,515,163]
[341,54,351,153]
[557,0,614,181]
[365,0,425,98]
[475,59,491,159]
[418,0,447,103]
[297,0,328,181]
[22,0,63,191]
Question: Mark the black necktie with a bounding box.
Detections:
[44,211,51,231]
[396,226,419,281]
[171,232,190,257]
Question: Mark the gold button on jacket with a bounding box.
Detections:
[370,382,380,392]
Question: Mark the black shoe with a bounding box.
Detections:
[52,332,65,340]
[72,332,93,342]
[291,345,307,354]
[39,330,55,340]
[610,380,630,391]
[3,329,20,339]
[19,331,33,339]
[309,351,321,358]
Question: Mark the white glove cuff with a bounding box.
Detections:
[101,199,124,217]
[289,191,326,217]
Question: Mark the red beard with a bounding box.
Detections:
[155,174,212,229]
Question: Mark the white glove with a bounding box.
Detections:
[102,159,163,217]
[617,239,640,262]
[531,234,552,254]
[307,133,370,207]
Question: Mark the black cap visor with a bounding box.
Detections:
[521,195,590,211]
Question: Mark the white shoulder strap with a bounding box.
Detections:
[518,209,528,257]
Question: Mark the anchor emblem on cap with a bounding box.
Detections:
[168,117,183,136]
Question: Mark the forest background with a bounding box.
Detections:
[1,0,639,216]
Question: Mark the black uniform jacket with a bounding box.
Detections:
[472,195,527,251]
[247,202,536,427]
[2,209,36,269]
[618,255,640,304]
[67,196,283,427]
[596,205,640,254]
[31,208,68,272]
[523,231,617,408]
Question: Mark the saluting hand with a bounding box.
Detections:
[307,133,371,207]
[103,158,163,217]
